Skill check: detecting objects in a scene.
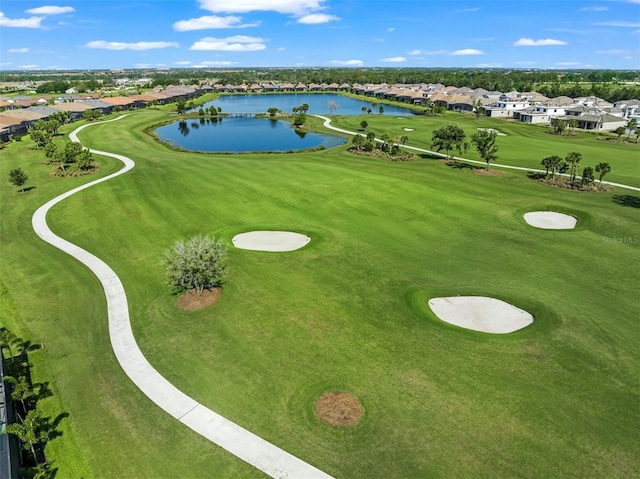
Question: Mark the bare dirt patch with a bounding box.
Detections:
[315,391,362,427]
[177,287,222,311]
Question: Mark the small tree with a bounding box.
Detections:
[378,105,384,115]
[366,131,376,143]
[551,118,566,135]
[327,101,339,114]
[431,125,467,159]
[176,97,186,114]
[541,155,562,180]
[471,129,499,170]
[581,166,594,186]
[473,99,484,119]
[30,129,52,149]
[293,112,307,127]
[595,162,611,185]
[267,107,280,117]
[614,125,626,141]
[162,235,227,296]
[9,168,28,192]
[360,120,368,130]
[626,119,637,140]
[567,118,578,135]
[351,134,365,151]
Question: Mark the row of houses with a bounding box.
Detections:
[211,81,638,131]
[0,86,200,141]
[2,80,638,140]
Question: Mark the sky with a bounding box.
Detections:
[0,0,639,71]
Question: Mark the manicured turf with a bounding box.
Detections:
[1,110,639,478]
[324,112,640,188]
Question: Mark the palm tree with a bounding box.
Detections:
[565,151,582,188]
[6,409,48,465]
[366,131,376,143]
[380,132,391,152]
[541,155,562,180]
[595,162,611,185]
[627,119,637,141]
[5,375,37,417]
[614,125,626,141]
[0,327,17,359]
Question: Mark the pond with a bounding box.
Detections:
[155,116,347,153]
[196,93,415,116]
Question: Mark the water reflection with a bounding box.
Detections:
[155,116,346,153]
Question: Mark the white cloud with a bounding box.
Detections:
[0,12,44,28]
[85,41,180,50]
[8,48,29,53]
[387,27,395,32]
[514,37,567,46]
[450,49,483,55]
[175,61,192,65]
[297,13,339,24]
[26,6,74,15]
[594,21,640,27]
[134,64,152,68]
[330,59,364,66]
[277,47,286,51]
[19,64,39,69]
[173,15,258,31]
[408,49,447,55]
[380,56,406,62]
[597,49,632,54]
[189,35,266,51]
[580,5,607,11]
[476,63,503,68]
[556,61,581,66]
[198,0,324,16]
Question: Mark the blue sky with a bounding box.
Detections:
[1,0,639,71]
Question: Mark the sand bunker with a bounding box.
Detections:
[403,128,414,131]
[477,128,506,136]
[524,211,577,229]
[232,231,310,252]
[428,296,534,334]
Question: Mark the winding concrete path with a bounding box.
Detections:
[32,116,333,479]
[314,115,640,192]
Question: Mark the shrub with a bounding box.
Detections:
[162,235,227,296]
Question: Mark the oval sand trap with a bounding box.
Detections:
[428,296,534,334]
[524,211,577,229]
[403,127,414,131]
[232,231,310,252]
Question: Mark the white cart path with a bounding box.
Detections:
[31,115,333,479]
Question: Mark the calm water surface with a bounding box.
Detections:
[157,93,414,153]
[198,93,415,116]
[155,116,346,153]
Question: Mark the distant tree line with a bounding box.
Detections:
[4,68,638,102]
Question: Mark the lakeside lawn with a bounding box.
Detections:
[1,109,638,478]
[322,112,640,188]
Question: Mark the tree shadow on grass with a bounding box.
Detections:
[446,161,480,170]
[527,172,547,180]
[612,194,640,208]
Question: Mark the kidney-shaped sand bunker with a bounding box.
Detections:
[524,211,577,230]
[428,296,534,334]
[232,231,311,252]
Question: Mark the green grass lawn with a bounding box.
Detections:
[323,112,640,188]
[1,110,639,478]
